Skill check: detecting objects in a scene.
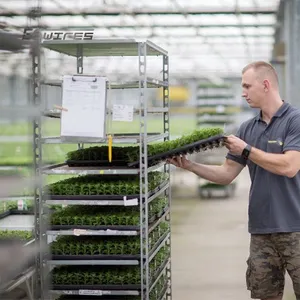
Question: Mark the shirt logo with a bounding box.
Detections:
[268,139,283,146]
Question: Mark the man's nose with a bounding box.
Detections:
[242,91,247,98]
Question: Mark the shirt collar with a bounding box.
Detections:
[255,101,289,121]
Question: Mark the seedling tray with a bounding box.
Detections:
[49,210,168,231]
[128,134,225,167]
[50,215,158,231]
[50,231,169,261]
[47,180,168,201]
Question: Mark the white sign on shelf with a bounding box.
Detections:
[60,75,108,141]
[112,104,134,122]
[123,196,138,206]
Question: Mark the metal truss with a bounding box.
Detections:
[0,6,277,17]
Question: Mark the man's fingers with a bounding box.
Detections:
[167,155,189,168]
[177,156,183,168]
[167,157,179,167]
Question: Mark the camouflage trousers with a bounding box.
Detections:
[247,232,300,299]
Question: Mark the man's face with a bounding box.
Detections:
[241,68,265,108]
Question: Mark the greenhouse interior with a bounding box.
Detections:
[0,0,300,299]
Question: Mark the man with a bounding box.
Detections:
[168,61,300,300]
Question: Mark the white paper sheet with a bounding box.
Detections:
[112,104,134,122]
[60,75,107,140]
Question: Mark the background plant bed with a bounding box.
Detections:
[0,230,33,243]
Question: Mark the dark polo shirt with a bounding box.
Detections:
[227,102,300,234]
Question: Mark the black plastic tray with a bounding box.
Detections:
[48,194,139,200]
[49,224,140,231]
[128,134,225,167]
[47,180,168,201]
[56,297,139,300]
[10,209,34,215]
[51,284,141,291]
[56,297,140,300]
[51,254,140,260]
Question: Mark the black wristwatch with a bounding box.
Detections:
[242,144,252,160]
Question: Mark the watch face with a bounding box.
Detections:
[242,148,250,159]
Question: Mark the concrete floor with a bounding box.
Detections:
[170,168,295,300]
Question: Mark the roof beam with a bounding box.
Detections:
[0,6,277,17]
[28,24,276,29]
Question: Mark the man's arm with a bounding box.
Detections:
[249,148,300,178]
[168,156,244,185]
[225,121,300,178]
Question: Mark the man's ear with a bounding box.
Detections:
[263,79,270,92]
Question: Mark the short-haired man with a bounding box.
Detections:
[168,61,300,300]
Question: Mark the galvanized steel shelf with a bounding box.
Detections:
[50,289,140,296]
[42,161,165,175]
[41,133,168,144]
[41,77,168,89]
[41,39,168,57]
[37,38,172,300]
[44,107,168,119]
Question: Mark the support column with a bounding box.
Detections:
[284,0,300,107]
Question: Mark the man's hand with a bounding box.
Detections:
[224,135,247,156]
[166,155,193,170]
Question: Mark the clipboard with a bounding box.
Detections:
[60,74,108,142]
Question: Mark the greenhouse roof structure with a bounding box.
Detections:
[0,0,281,82]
